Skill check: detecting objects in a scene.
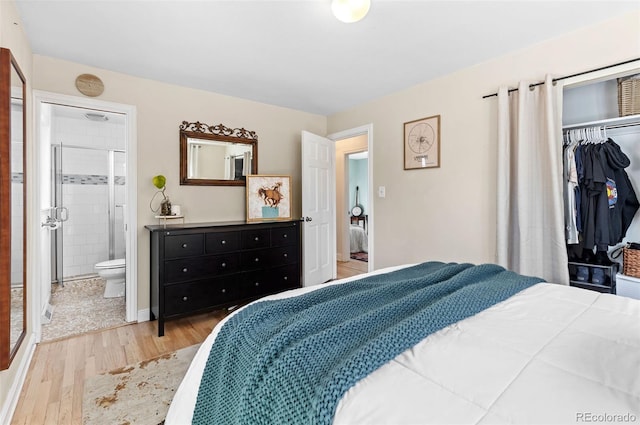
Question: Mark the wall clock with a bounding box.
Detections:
[75,74,104,97]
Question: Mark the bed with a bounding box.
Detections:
[166,262,640,425]
[349,223,368,253]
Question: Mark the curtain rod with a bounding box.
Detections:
[482,57,640,99]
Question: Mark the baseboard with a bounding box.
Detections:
[0,333,36,425]
[137,308,150,322]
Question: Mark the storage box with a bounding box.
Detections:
[616,273,640,300]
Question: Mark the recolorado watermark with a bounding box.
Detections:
[576,412,637,423]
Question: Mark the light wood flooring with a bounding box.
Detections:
[10,261,368,425]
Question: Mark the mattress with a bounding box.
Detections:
[166,264,640,424]
[349,223,368,253]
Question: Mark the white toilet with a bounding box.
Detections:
[95,258,126,298]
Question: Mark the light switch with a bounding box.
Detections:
[378,186,386,198]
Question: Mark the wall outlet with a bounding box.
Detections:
[378,186,386,198]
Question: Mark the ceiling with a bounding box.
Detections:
[14,1,640,116]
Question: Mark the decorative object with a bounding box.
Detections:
[404,114,440,170]
[246,175,292,222]
[331,0,371,23]
[82,344,200,425]
[150,174,171,216]
[75,73,104,97]
[0,48,26,370]
[179,121,258,186]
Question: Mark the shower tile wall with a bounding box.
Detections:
[54,115,125,279]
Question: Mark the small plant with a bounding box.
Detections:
[150,174,171,215]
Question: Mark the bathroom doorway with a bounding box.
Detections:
[33,91,137,342]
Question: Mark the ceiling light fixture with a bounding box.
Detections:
[331,0,371,23]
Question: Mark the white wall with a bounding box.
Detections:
[328,10,640,270]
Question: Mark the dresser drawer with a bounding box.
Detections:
[241,249,271,270]
[205,231,241,254]
[164,278,239,315]
[165,234,204,258]
[240,264,299,298]
[271,225,298,247]
[164,257,212,283]
[270,264,300,290]
[270,245,299,266]
[242,229,270,249]
[164,253,240,283]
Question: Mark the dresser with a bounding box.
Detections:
[145,220,301,336]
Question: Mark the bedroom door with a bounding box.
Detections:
[301,131,336,286]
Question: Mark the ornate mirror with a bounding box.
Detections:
[180,121,258,186]
[0,48,26,370]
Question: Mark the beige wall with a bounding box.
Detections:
[0,0,33,418]
[328,10,640,270]
[32,55,327,315]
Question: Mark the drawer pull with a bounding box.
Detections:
[254,257,260,262]
[221,240,226,245]
[182,296,188,301]
[182,243,188,248]
[283,253,288,258]
[255,282,260,287]
[221,262,226,268]
[182,267,188,273]
[221,288,226,293]
[254,236,259,241]
[283,234,288,238]
[284,276,288,281]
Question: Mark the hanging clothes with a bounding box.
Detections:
[564,132,639,253]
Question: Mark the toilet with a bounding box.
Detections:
[95,258,126,298]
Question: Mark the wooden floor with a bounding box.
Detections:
[10,261,368,425]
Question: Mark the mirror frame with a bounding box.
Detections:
[179,121,258,186]
[0,48,26,370]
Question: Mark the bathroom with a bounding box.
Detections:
[41,104,128,341]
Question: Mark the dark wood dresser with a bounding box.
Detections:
[145,220,301,336]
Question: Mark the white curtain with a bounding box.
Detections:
[497,75,569,285]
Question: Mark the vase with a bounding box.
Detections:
[160,197,172,216]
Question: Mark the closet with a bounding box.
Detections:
[563,74,640,294]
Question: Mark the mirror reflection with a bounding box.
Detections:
[10,60,24,357]
[186,137,253,181]
[180,121,258,186]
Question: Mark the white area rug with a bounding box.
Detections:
[83,344,200,425]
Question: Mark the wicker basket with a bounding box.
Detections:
[618,75,640,117]
[623,246,640,278]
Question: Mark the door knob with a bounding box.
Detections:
[305,217,312,222]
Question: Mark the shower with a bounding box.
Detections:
[49,107,126,287]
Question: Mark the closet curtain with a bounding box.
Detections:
[497,75,569,285]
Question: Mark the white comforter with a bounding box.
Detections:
[166,265,640,425]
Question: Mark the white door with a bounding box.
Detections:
[301,131,336,286]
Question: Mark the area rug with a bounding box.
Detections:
[350,251,368,262]
[83,344,200,425]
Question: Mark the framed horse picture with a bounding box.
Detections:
[246,175,292,222]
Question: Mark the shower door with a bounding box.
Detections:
[51,145,120,285]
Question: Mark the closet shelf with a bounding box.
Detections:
[563,113,640,130]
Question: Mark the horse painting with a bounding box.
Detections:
[258,182,284,207]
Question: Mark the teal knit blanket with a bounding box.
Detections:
[192,261,543,425]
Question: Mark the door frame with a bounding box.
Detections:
[32,90,138,339]
[328,124,373,272]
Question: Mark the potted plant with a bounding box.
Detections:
[150,174,171,216]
